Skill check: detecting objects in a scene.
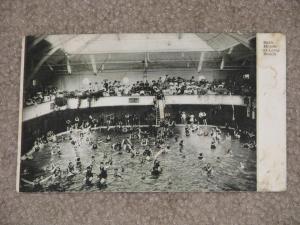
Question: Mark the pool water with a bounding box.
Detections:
[20,126,256,192]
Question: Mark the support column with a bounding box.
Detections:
[155,99,165,125]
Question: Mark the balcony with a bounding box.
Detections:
[22,95,245,121]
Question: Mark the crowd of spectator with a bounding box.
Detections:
[24,74,255,107]
[24,86,57,106]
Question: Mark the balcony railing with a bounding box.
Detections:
[22,95,246,121]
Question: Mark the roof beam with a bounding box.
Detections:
[220,56,225,69]
[66,54,72,74]
[90,55,97,75]
[31,36,77,75]
[46,63,54,71]
[40,59,203,66]
[26,35,77,87]
[100,64,105,72]
[28,35,48,50]
[70,35,101,57]
[144,52,148,69]
[197,52,205,72]
[227,33,254,51]
[228,46,234,54]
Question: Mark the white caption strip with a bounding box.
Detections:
[257,33,286,191]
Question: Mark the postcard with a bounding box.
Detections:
[16,33,286,192]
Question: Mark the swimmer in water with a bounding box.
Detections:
[116,142,123,154]
[57,148,62,157]
[163,145,170,154]
[103,152,108,159]
[122,137,133,152]
[87,156,95,168]
[97,137,103,144]
[34,144,40,152]
[225,132,231,141]
[141,138,148,146]
[234,129,241,139]
[185,127,190,136]
[107,156,113,166]
[92,143,97,149]
[51,147,56,155]
[113,168,122,178]
[140,156,145,164]
[152,159,162,176]
[226,148,232,155]
[79,131,84,138]
[143,147,152,157]
[197,127,204,136]
[67,161,75,174]
[22,168,29,176]
[105,135,111,142]
[204,163,213,177]
[76,157,82,171]
[130,151,136,158]
[240,162,245,170]
[198,153,204,160]
[98,163,108,188]
[52,167,62,182]
[250,141,256,151]
[210,139,216,150]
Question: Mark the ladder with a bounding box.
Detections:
[155,107,160,126]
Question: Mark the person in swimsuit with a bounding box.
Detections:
[85,166,93,186]
[68,161,75,174]
[179,140,184,152]
[143,147,152,157]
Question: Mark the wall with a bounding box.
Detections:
[165,95,245,106]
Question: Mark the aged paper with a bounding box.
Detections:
[257,33,286,191]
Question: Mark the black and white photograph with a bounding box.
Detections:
[18,33,257,192]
